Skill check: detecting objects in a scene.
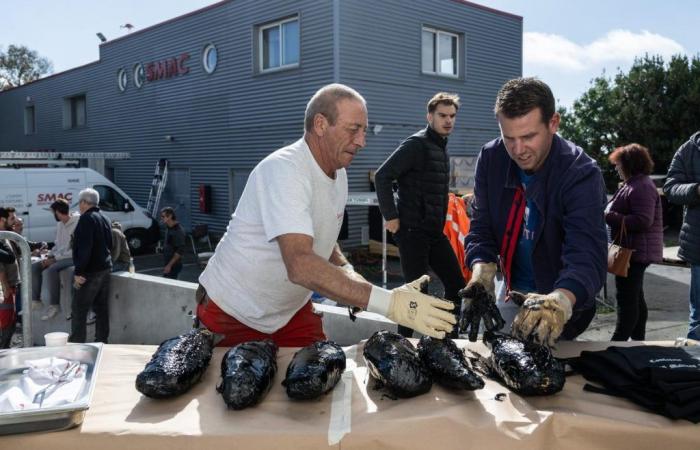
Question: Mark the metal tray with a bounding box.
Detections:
[0,343,103,435]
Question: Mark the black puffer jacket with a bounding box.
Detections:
[663,131,700,264]
[375,126,450,233]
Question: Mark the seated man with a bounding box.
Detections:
[31,199,79,320]
[110,221,131,272]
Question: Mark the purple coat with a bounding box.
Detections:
[605,174,663,264]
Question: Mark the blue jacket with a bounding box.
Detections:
[465,134,607,311]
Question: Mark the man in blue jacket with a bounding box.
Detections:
[70,188,113,343]
[462,77,607,346]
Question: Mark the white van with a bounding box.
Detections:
[0,168,159,253]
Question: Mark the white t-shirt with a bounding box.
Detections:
[199,138,347,333]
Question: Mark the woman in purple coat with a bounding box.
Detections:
[606,144,663,341]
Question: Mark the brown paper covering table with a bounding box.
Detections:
[4,340,699,449]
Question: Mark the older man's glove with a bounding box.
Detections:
[457,263,503,341]
[367,275,456,339]
[511,290,573,347]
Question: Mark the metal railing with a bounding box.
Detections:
[0,231,32,347]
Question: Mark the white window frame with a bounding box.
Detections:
[117,68,128,92]
[258,16,299,73]
[202,43,218,74]
[422,27,460,78]
[133,63,145,88]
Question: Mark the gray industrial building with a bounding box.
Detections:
[0,0,521,246]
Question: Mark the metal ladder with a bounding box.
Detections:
[145,159,168,217]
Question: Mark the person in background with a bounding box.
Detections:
[374,93,465,338]
[197,83,456,348]
[29,198,79,320]
[70,188,113,343]
[663,131,700,341]
[463,77,607,346]
[10,216,45,322]
[0,207,19,348]
[605,144,663,341]
[160,207,186,280]
[111,221,131,272]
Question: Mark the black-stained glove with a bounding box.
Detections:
[458,283,505,342]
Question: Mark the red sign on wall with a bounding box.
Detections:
[145,53,190,82]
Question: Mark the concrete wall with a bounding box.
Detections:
[29,272,394,347]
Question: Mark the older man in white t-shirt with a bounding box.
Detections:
[197,84,457,347]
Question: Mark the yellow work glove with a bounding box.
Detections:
[457,262,503,341]
[511,290,573,347]
[367,275,456,339]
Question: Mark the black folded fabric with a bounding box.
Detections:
[570,345,700,423]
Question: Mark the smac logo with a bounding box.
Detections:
[146,53,190,82]
[37,193,73,205]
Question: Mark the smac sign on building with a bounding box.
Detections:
[145,53,190,81]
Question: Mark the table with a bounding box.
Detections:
[346,192,387,287]
[5,341,700,449]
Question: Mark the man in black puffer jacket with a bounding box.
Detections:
[664,131,700,340]
[375,92,465,338]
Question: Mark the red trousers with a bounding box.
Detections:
[196,297,326,347]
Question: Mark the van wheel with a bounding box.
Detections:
[126,229,148,255]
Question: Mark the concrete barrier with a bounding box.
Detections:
[31,272,394,346]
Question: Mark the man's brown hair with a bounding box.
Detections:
[494,77,555,123]
[427,92,460,113]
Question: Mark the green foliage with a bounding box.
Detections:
[558,54,700,191]
[0,44,53,91]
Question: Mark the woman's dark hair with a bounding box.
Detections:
[608,143,654,177]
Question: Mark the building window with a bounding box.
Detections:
[63,94,87,129]
[117,68,128,92]
[133,64,145,88]
[202,44,218,74]
[24,105,36,135]
[259,16,299,72]
[422,27,459,77]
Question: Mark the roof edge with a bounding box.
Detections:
[450,0,522,21]
[0,61,100,95]
[100,0,231,47]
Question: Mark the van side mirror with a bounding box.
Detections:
[124,201,134,212]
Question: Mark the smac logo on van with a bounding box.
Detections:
[37,193,73,205]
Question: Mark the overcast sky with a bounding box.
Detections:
[2,0,698,108]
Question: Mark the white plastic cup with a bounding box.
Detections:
[45,332,69,347]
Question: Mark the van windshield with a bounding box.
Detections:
[95,185,127,211]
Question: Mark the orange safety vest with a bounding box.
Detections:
[443,193,471,283]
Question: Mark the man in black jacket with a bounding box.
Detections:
[70,188,113,343]
[664,131,700,340]
[375,92,465,337]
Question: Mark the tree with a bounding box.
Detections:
[559,54,700,189]
[0,44,53,91]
